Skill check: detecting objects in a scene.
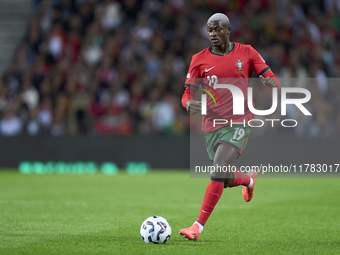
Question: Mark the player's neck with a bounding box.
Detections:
[211,41,231,55]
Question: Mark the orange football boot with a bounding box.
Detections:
[179,223,200,241]
[242,169,258,202]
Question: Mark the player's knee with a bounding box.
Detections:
[210,165,234,187]
[210,176,233,188]
[210,169,225,184]
[224,170,234,188]
[224,178,233,188]
[210,176,225,184]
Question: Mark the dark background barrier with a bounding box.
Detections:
[0,135,339,169]
[0,135,190,169]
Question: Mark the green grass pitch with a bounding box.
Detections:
[0,170,339,255]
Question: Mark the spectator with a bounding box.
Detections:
[0,110,22,136]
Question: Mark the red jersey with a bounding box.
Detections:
[183,42,279,132]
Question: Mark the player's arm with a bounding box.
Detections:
[259,71,281,90]
[249,46,281,90]
[182,88,201,114]
[182,56,202,114]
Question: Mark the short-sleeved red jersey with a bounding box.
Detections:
[184,42,280,132]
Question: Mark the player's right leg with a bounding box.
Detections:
[210,125,257,202]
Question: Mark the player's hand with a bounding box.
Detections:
[185,100,201,114]
[259,75,277,88]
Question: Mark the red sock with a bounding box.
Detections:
[229,169,250,187]
[196,180,224,226]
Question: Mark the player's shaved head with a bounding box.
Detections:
[206,13,232,51]
[207,13,230,26]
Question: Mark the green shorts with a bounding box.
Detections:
[205,124,251,161]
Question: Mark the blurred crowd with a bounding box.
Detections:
[0,0,340,137]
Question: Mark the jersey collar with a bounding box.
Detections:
[209,42,235,56]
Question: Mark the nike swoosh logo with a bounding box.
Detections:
[205,66,215,73]
[202,210,210,213]
[229,139,238,143]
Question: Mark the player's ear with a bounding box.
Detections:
[227,26,232,34]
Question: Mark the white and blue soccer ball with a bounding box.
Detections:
[140,216,171,244]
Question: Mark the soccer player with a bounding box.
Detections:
[179,13,280,241]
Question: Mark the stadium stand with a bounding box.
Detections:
[0,0,339,137]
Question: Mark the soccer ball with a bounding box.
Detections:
[140,216,171,244]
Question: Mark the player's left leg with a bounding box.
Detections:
[179,144,238,241]
[195,144,239,226]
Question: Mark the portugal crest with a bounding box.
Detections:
[235,59,244,74]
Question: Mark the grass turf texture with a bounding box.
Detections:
[0,170,339,255]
